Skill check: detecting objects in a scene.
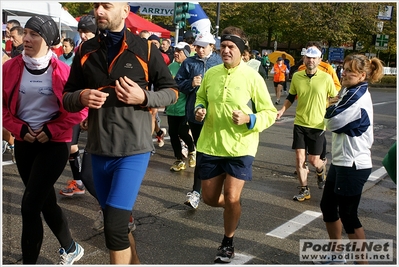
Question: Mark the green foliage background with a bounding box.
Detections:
[61,2,396,64]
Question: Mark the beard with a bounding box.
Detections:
[97,17,123,32]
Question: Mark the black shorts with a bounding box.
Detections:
[274,81,284,87]
[292,125,325,155]
[327,163,371,196]
[197,152,254,181]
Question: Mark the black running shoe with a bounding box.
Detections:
[214,245,235,263]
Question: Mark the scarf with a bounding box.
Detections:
[22,49,54,70]
[63,51,74,60]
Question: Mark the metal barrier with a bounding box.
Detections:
[383,67,397,75]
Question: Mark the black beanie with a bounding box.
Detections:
[25,15,60,47]
[148,34,160,43]
[78,15,97,34]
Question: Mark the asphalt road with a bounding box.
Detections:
[2,80,397,265]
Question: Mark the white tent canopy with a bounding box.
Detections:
[2,1,78,31]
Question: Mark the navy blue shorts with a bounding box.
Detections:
[197,152,254,181]
[292,125,325,155]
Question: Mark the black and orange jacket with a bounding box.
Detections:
[63,28,178,157]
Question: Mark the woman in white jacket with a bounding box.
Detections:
[320,54,384,264]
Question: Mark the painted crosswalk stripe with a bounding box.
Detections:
[368,166,387,182]
[266,210,322,239]
[2,161,14,166]
[214,253,253,265]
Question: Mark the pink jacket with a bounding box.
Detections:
[2,55,88,142]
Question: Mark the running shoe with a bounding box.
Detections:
[184,191,200,209]
[275,99,280,105]
[214,244,235,263]
[128,213,136,232]
[170,160,186,172]
[58,242,84,265]
[188,151,196,168]
[59,180,86,196]
[293,186,311,201]
[2,141,8,154]
[156,128,167,147]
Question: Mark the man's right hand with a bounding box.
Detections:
[276,109,284,120]
[195,108,206,122]
[80,89,109,109]
[192,74,202,87]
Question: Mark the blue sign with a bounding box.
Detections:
[328,47,344,62]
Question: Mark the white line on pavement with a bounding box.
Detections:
[266,210,322,239]
[2,161,14,166]
[214,253,253,265]
[265,167,388,240]
[373,101,396,106]
[368,166,387,182]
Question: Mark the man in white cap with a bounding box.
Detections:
[276,46,338,202]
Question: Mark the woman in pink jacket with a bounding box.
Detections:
[2,15,87,265]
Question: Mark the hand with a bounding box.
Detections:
[80,89,109,109]
[80,118,88,131]
[35,130,49,143]
[192,74,202,87]
[23,126,49,143]
[276,109,284,120]
[232,110,249,125]
[23,127,37,143]
[328,96,339,106]
[195,108,206,122]
[115,76,145,105]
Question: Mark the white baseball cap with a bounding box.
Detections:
[305,47,322,58]
[174,42,191,57]
[193,32,216,47]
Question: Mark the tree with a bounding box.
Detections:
[59,2,396,62]
[61,3,93,17]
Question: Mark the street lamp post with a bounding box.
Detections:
[215,3,220,38]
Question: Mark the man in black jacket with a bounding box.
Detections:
[63,2,178,264]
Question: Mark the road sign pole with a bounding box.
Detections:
[175,24,180,44]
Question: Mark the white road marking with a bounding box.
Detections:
[2,161,14,166]
[373,101,396,106]
[266,167,388,239]
[368,166,387,182]
[266,210,322,239]
[214,253,254,265]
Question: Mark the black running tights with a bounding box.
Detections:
[14,140,74,264]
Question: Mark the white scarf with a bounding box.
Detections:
[22,49,54,70]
